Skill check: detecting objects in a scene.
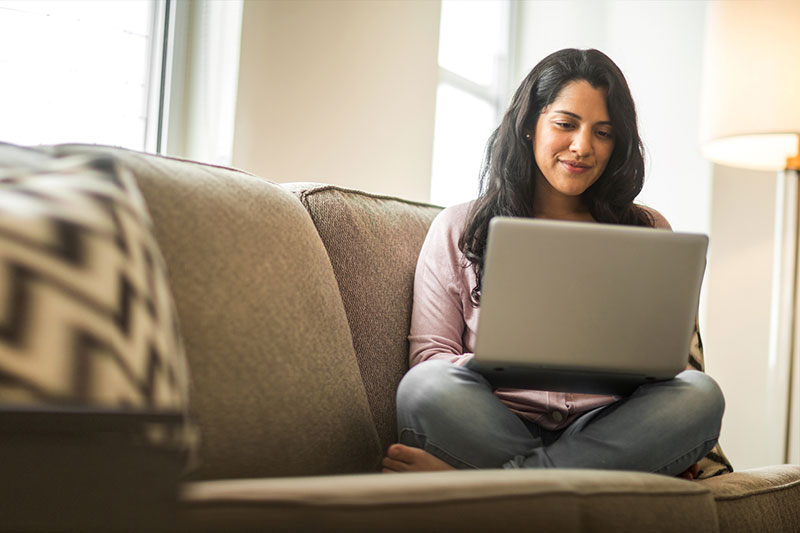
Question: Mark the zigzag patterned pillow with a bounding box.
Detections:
[0,144,191,453]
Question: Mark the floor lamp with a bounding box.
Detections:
[700,0,800,464]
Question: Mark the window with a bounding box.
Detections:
[0,0,243,166]
[0,0,164,151]
[429,0,514,206]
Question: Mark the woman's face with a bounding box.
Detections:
[531,80,615,205]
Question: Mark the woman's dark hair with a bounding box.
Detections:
[458,48,653,305]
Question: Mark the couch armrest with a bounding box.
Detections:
[699,465,800,533]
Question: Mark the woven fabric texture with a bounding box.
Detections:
[49,145,382,480]
[700,465,800,532]
[288,184,441,453]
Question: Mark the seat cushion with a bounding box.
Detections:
[47,145,382,480]
[179,469,719,532]
[287,183,441,453]
[699,464,800,532]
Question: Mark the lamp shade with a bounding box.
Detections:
[700,0,800,171]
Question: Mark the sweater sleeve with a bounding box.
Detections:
[408,207,474,367]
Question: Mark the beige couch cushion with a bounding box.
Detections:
[179,469,718,532]
[48,146,382,480]
[699,464,800,533]
[287,184,441,452]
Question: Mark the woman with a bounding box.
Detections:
[382,49,724,478]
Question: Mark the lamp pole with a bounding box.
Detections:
[769,140,800,464]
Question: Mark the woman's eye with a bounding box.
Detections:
[597,130,613,139]
[555,122,573,129]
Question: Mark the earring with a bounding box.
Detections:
[524,132,532,140]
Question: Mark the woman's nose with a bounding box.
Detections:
[569,128,593,157]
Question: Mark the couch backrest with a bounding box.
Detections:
[50,146,383,480]
[288,184,441,452]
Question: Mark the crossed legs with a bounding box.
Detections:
[385,360,724,476]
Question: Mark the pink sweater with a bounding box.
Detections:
[408,201,671,431]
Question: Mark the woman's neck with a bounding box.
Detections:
[532,177,594,222]
[534,208,594,222]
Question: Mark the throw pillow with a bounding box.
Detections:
[0,144,193,455]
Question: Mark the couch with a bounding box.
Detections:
[1,143,798,532]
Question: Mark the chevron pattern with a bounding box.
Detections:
[0,150,188,420]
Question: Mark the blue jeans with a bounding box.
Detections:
[396,360,724,475]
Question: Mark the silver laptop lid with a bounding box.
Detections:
[473,217,707,379]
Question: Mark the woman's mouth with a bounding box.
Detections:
[559,160,592,173]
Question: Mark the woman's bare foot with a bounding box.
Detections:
[381,444,456,473]
[677,463,700,480]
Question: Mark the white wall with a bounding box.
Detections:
[703,165,778,469]
[232,0,440,203]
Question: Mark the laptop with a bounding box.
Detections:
[466,216,708,395]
